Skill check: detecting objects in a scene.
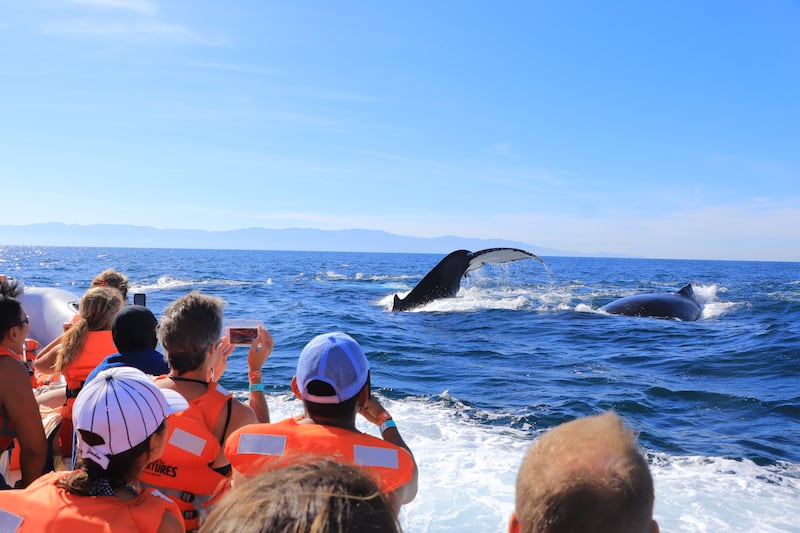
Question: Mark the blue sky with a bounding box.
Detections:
[1,1,798,261]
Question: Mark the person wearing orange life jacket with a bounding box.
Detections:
[225,332,419,516]
[32,286,122,461]
[139,291,272,532]
[0,277,49,389]
[0,293,47,490]
[0,367,185,532]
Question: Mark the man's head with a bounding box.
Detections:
[158,291,224,373]
[292,332,370,417]
[112,305,158,352]
[0,296,28,353]
[510,411,658,533]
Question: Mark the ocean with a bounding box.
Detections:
[2,245,798,532]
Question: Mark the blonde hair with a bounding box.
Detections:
[56,286,122,373]
[91,269,129,300]
[514,411,655,533]
[200,457,401,533]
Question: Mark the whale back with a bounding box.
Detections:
[600,283,701,321]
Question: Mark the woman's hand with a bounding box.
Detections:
[248,326,273,374]
[209,336,234,382]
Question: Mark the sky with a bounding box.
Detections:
[1,1,798,261]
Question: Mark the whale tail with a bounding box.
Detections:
[391,247,542,311]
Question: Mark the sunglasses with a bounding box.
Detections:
[19,315,29,326]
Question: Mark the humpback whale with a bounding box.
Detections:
[391,248,542,311]
[599,284,702,321]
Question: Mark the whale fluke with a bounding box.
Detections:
[391,247,542,311]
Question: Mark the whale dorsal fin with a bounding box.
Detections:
[677,284,695,300]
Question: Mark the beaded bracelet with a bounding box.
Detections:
[249,383,264,392]
[379,419,397,433]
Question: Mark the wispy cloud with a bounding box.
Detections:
[42,18,200,42]
[42,0,224,45]
[68,0,157,16]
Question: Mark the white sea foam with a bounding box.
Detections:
[232,392,800,532]
[131,275,254,292]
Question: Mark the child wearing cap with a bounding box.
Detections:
[225,332,419,516]
[0,367,185,532]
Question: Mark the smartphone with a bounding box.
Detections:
[226,320,262,345]
[133,293,146,306]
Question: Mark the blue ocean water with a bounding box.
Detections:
[2,246,799,532]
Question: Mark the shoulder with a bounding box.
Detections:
[227,418,289,441]
[0,354,22,369]
[156,509,184,533]
[140,489,184,533]
[228,397,258,430]
[0,356,31,381]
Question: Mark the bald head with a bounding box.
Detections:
[512,412,657,533]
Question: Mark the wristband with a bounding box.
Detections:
[249,383,264,392]
[379,419,397,433]
[376,411,392,425]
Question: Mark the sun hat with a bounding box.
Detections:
[296,332,370,404]
[112,305,158,352]
[73,366,188,470]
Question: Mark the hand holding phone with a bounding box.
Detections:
[226,320,262,345]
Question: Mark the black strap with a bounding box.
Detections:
[65,381,85,399]
[169,375,208,386]
[220,397,233,447]
[208,398,235,478]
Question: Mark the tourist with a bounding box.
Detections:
[85,304,169,382]
[139,291,272,531]
[509,411,659,533]
[225,332,418,515]
[0,366,185,531]
[0,293,47,489]
[199,457,401,533]
[32,286,122,462]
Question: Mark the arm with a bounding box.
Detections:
[246,326,273,424]
[0,359,47,487]
[32,341,61,374]
[359,396,419,506]
[209,327,273,469]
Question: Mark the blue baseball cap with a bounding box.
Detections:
[296,332,370,404]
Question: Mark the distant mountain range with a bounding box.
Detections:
[0,222,580,256]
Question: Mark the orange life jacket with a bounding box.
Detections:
[62,330,117,393]
[0,471,182,532]
[0,349,19,452]
[225,418,415,494]
[17,339,52,389]
[140,379,233,532]
[59,330,117,456]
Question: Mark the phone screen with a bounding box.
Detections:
[133,293,146,306]
[228,327,258,345]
